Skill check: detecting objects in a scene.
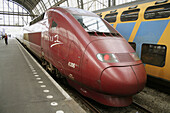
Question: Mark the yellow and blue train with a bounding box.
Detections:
[94,0,170,91]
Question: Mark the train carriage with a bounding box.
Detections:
[22,6,147,107]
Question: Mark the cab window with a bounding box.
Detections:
[73,15,116,33]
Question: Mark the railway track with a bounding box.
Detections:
[76,94,153,113]
[131,101,152,113]
[71,89,101,113]
[72,89,153,113]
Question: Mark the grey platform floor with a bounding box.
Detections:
[0,38,86,113]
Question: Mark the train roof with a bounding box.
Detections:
[50,6,98,17]
[62,7,98,17]
[29,7,98,26]
[94,0,156,13]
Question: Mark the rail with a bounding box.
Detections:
[132,101,153,113]
[74,91,101,113]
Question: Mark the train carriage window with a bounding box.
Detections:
[121,9,140,22]
[104,12,118,23]
[129,42,136,51]
[141,44,167,67]
[144,3,170,19]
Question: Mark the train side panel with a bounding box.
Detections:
[47,9,87,82]
[147,20,170,81]
[23,24,42,58]
[28,32,41,57]
[41,18,50,63]
[48,10,71,76]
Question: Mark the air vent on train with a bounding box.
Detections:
[88,32,120,37]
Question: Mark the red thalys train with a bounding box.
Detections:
[21,7,147,107]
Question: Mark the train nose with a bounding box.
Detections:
[100,64,146,96]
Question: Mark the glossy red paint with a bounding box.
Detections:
[132,64,147,92]
[23,7,147,107]
[67,79,132,107]
[101,66,139,95]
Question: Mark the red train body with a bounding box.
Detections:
[23,7,147,107]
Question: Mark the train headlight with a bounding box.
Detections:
[130,52,140,61]
[97,53,119,63]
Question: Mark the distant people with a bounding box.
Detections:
[4,33,8,45]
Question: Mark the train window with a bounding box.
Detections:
[121,9,140,22]
[144,3,170,19]
[104,12,118,23]
[155,0,168,4]
[129,42,136,51]
[141,44,167,67]
[51,21,57,28]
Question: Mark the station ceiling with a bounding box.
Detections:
[9,0,66,15]
[0,0,135,27]
[11,0,41,14]
[9,0,112,15]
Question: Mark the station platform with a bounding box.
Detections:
[0,38,86,113]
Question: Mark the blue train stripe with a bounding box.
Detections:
[110,24,114,26]
[133,20,170,58]
[116,22,136,41]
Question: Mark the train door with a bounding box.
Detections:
[49,13,60,70]
[67,42,82,81]
[55,24,70,65]
[41,13,50,61]
[49,14,70,75]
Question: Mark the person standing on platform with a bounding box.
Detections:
[4,33,8,45]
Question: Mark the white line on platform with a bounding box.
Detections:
[40,85,46,88]
[43,90,50,93]
[16,39,71,100]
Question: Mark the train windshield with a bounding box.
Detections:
[73,15,113,33]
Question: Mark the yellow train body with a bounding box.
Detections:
[96,0,170,83]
